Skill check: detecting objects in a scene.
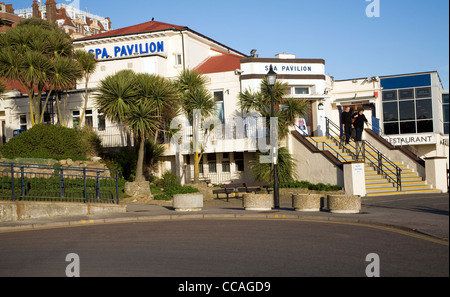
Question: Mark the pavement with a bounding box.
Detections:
[0,193,448,244]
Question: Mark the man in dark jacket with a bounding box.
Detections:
[352,108,370,141]
[341,106,353,144]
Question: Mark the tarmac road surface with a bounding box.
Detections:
[0,219,448,277]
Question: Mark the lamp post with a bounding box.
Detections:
[266,65,280,209]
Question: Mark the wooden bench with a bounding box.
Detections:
[244,182,272,194]
[212,188,235,201]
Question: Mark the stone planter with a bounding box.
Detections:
[173,193,204,212]
[327,195,361,214]
[243,193,274,211]
[292,194,322,212]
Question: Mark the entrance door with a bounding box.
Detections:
[304,102,314,136]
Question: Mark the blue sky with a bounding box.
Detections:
[12,0,450,88]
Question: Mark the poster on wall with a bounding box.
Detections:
[298,118,309,135]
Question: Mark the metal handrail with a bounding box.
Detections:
[295,125,346,162]
[325,117,403,191]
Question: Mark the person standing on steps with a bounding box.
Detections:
[352,107,371,159]
[341,106,353,144]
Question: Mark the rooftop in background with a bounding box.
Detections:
[11,0,112,39]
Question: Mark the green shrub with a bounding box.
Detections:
[102,147,137,181]
[159,171,181,188]
[0,124,101,161]
[279,180,342,191]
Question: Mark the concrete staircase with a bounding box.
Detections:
[311,136,440,196]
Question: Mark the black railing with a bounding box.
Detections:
[0,162,119,204]
[295,125,347,162]
[325,117,402,191]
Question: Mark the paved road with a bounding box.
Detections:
[0,219,447,277]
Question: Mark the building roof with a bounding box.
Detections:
[195,53,243,74]
[74,20,247,57]
[76,20,186,41]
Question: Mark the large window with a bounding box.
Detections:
[382,86,433,135]
[214,91,224,123]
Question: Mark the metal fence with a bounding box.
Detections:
[0,162,119,204]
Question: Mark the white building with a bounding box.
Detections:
[1,20,448,195]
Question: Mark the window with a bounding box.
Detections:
[294,87,309,95]
[383,85,435,135]
[98,115,106,131]
[214,91,225,123]
[416,99,432,120]
[85,110,93,127]
[222,161,230,173]
[399,101,415,121]
[383,102,398,122]
[416,87,431,98]
[382,90,397,101]
[175,54,183,66]
[399,89,414,100]
[417,120,433,133]
[208,153,217,173]
[384,122,399,135]
[222,153,230,172]
[234,152,244,172]
[19,115,27,131]
[72,111,80,129]
[400,121,416,134]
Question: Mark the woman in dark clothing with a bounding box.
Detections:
[352,108,371,141]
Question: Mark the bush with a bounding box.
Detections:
[153,171,199,201]
[279,180,342,192]
[0,124,101,161]
[159,171,180,188]
[102,147,137,181]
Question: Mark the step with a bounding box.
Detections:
[365,169,414,175]
[366,180,429,190]
[367,189,441,197]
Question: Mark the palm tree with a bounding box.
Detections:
[96,70,175,183]
[134,73,179,142]
[240,78,309,182]
[239,78,309,139]
[95,70,137,124]
[125,101,159,182]
[175,69,216,183]
[47,56,82,126]
[0,18,75,126]
[251,146,297,183]
[75,49,98,127]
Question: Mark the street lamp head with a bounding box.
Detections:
[266,64,277,87]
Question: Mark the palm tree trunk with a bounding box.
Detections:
[194,151,200,183]
[135,137,146,182]
[80,78,89,127]
[28,93,36,127]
